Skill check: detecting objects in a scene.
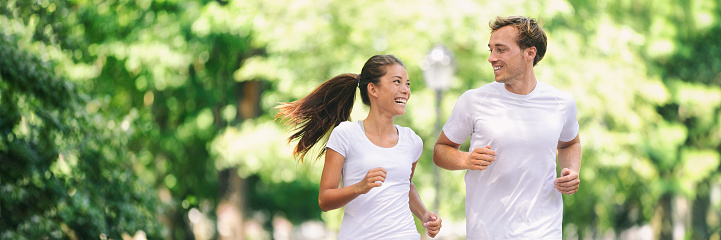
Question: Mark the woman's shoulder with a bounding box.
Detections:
[396,125,422,142]
[332,120,360,134]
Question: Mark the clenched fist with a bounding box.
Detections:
[355,167,387,194]
[466,145,497,171]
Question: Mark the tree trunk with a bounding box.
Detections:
[238,81,262,119]
[215,80,263,239]
[653,193,674,240]
[217,168,246,240]
[691,181,710,240]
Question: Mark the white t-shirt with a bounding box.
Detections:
[443,81,579,240]
[326,120,423,240]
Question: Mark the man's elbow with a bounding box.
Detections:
[432,143,443,165]
[558,141,580,150]
[433,143,457,170]
[558,134,581,150]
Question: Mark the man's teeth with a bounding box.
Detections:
[395,99,407,104]
[494,66,501,70]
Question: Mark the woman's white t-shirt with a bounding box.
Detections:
[326,120,423,240]
[443,81,579,239]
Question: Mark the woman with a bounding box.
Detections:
[277,55,442,239]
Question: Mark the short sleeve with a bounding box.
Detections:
[326,122,350,157]
[559,94,580,142]
[442,91,476,144]
[411,131,423,163]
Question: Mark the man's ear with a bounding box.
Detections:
[526,46,537,61]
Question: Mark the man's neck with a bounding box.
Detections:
[504,71,537,95]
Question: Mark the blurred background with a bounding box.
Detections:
[1,0,720,239]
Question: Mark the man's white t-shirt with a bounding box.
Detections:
[326,120,423,240]
[443,81,579,240]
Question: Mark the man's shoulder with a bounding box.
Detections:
[471,81,500,92]
[537,81,575,101]
[459,81,499,99]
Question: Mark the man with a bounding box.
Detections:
[433,16,581,239]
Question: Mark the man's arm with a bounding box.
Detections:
[555,134,582,194]
[433,131,496,171]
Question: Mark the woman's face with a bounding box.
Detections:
[371,64,410,116]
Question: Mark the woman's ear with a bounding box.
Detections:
[367,82,379,99]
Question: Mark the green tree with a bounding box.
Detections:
[2,0,319,238]
[653,5,721,238]
[0,29,161,240]
[223,0,721,239]
[3,0,720,239]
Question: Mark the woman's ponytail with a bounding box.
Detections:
[276,54,404,163]
[276,73,359,162]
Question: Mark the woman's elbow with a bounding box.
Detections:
[318,199,332,212]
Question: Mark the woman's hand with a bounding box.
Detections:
[422,211,442,238]
[354,167,387,194]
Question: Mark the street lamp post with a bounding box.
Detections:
[420,45,455,214]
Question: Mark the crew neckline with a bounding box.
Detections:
[495,81,541,100]
[357,120,400,149]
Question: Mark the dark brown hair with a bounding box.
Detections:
[490,16,547,66]
[276,55,405,162]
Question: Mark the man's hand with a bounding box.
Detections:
[466,145,496,170]
[554,168,580,194]
[422,211,442,238]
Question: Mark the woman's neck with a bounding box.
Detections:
[363,110,396,137]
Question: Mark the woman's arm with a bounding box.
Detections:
[318,149,386,212]
[408,162,442,237]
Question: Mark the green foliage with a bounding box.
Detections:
[226,0,721,238]
[247,174,321,224]
[3,0,721,239]
[0,32,162,238]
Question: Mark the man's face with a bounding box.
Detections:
[487,26,534,83]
